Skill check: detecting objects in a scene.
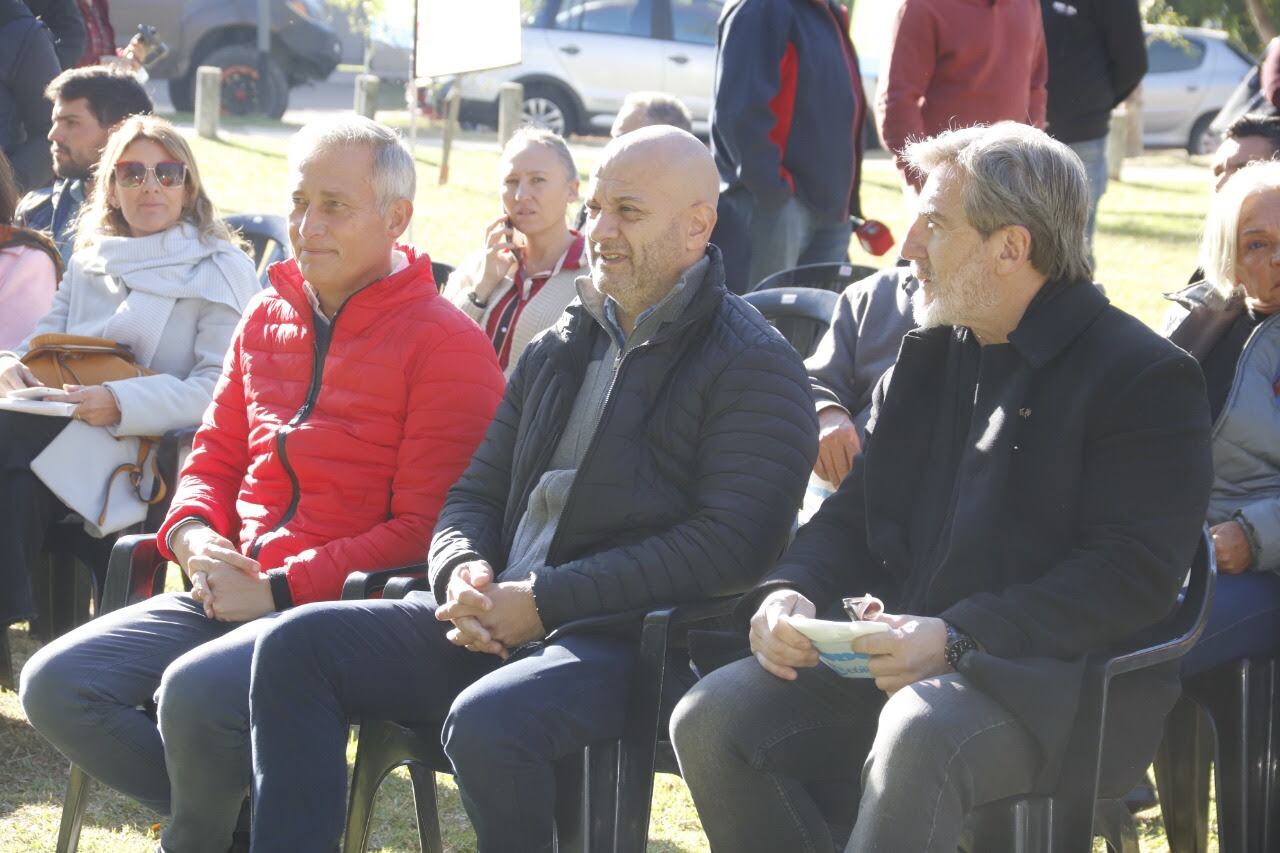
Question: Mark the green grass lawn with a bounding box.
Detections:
[0,119,1220,851]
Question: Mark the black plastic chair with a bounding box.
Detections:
[341,573,737,853]
[960,527,1217,853]
[2,426,198,692]
[743,286,839,360]
[1155,654,1279,853]
[226,213,291,286]
[55,533,170,853]
[750,261,877,294]
[430,261,454,294]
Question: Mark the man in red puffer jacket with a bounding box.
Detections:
[20,115,505,853]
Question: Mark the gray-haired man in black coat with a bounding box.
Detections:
[672,122,1213,853]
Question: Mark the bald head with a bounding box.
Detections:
[583,126,720,330]
[602,125,720,208]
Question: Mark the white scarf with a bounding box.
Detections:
[80,222,260,365]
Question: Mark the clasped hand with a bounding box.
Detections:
[174,525,273,622]
[436,561,545,659]
[750,590,951,694]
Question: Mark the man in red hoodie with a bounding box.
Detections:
[21,115,506,853]
[876,0,1048,195]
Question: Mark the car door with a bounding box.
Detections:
[1143,31,1210,143]
[658,0,724,125]
[543,0,666,128]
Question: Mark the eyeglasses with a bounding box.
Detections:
[113,160,187,189]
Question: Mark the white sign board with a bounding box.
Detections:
[414,0,523,80]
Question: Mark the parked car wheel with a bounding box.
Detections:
[168,73,195,113]
[521,82,576,136]
[1187,111,1219,155]
[200,44,290,119]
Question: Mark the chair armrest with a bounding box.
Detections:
[340,564,429,601]
[384,575,431,600]
[100,534,167,613]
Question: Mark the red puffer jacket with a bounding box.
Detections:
[156,248,505,605]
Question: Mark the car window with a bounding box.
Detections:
[555,0,651,37]
[671,0,722,45]
[1146,35,1206,74]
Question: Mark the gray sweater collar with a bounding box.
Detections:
[575,254,711,352]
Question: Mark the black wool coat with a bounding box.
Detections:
[429,247,820,631]
[754,280,1214,792]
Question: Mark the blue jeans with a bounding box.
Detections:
[670,658,1041,852]
[720,186,852,290]
[20,592,276,853]
[1180,570,1280,676]
[248,593,637,853]
[1068,136,1108,254]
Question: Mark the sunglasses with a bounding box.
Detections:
[113,160,187,189]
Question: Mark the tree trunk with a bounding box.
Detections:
[1247,0,1279,44]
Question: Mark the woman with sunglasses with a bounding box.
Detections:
[0,115,258,673]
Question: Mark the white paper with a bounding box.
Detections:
[784,615,889,679]
[0,397,76,417]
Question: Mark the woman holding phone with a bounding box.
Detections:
[444,127,583,375]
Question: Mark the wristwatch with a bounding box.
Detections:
[943,621,979,670]
[467,290,488,309]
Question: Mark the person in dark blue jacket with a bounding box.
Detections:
[0,0,60,192]
[710,0,866,292]
[1040,0,1147,250]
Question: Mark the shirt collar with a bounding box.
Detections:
[303,248,410,324]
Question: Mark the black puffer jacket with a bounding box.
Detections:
[430,247,819,630]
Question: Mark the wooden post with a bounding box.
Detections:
[1124,85,1144,158]
[497,82,523,148]
[194,66,221,139]
[439,77,463,186]
[1106,107,1127,182]
[354,74,380,119]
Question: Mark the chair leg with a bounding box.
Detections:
[49,550,84,639]
[554,750,589,853]
[405,765,442,853]
[585,741,619,853]
[1200,660,1272,853]
[344,723,396,853]
[344,721,446,853]
[56,763,92,853]
[1094,798,1140,853]
[0,626,13,692]
[1154,695,1211,853]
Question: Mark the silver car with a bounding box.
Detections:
[1143,24,1253,154]
[455,0,723,136]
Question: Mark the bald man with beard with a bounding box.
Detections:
[246,126,820,852]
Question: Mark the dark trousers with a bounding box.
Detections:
[670,658,1041,853]
[0,409,75,625]
[20,593,274,853]
[248,592,637,853]
[1181,569,1280,676]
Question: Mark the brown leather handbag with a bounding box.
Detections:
[20,333,167,525]
[20,333,152,388]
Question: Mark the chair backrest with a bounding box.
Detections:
[750,261,877,294]
[1052,526,1217,807]
[431,261,455,294]
[225,213,291,287]
[742,286,840,359]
